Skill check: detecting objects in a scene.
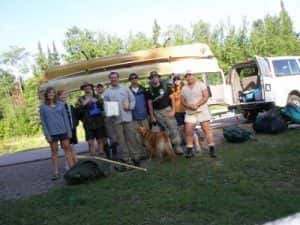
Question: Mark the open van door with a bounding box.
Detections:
[205,70,233,105]
[255,56,273,102]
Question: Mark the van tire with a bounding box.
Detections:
[287,94,300,107]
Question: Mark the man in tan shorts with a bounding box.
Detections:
[181,71,216,158]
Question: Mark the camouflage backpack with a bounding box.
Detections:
[64,159,111,185]
[223,126,254,143]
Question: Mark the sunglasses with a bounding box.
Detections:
[130,77,138,80]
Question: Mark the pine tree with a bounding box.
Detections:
[152,19,161,48]
[52,42,60,66]
[37,41,48,72]
[47,46,54,68]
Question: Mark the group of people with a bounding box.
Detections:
[39,70,216,180]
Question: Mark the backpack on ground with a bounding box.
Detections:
[223,126,253,143]
[253,109,287,134]
[64,159,110,185]
[281,104,300,124]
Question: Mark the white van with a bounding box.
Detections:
[228,56,300,120]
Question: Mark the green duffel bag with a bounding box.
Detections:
[223,126,254,143]
[64,159,111,185]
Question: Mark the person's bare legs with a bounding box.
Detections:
[185,122,195,158]
[96,138,105,155]
[61,139,76,167]
[70,144,78,163]
[64,144,78,170]
[193,132,201,153]
[87,139,96,156]
[49,142,59,176]
[200,121,216,157]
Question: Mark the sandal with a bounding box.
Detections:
[51,173,60,181]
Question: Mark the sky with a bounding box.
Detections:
[0,0,299,55]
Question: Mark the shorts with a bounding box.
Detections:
[175,112,185,126]
[85,127,107,141]
[184,108,211,124]
[70,129,78,145]
[50,133,69,142]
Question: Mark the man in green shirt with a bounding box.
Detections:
[147,71,184,155]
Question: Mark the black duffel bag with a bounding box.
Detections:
[253,109,287,134]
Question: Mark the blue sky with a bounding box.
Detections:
[0,0,299,55]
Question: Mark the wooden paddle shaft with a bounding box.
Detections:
[77,155,147,172]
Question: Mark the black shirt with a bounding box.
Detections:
[147,83,172,110]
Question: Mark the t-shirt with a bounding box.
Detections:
[181,81,208,114]
[171,86,185,113]
[147,83,172,110]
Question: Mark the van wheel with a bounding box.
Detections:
[287,94,300,107]
[243,110,258,122]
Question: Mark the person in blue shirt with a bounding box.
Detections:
[128,73,148,159]
[128,73,149,127]
[39,86,76,180]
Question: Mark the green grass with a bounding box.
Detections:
[0,123,86,155]
[1,129,300,225]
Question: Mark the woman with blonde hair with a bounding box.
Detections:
[39,87,76,180]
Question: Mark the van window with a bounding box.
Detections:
[273,59,300,76]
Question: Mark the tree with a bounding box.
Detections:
[36,41,48,72]
[63,26,99,62]
[163,25,192,46]
[192,20,211,44]
[47,46,54,68]
[126,32,153,52]
[249,1,299,56]
[51,42,60,66]
[0,46,30,76]
[152,19,161,48]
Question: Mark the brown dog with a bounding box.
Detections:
[137,126,176,161]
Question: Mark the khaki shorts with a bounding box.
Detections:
[185,107,211,124]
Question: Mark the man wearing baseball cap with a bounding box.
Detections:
[76,81,106,156]
[181,70,216,158]
[147,70,184,155]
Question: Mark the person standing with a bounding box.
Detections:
[76,82,106,156]
[171,75,202,153]
[39,86,76,180]
[181,71,216,158]
[57,90,78,168]
[147,71,184,155]
[103,72,142,166]
[95,82,115,159]
[128,73,148,159]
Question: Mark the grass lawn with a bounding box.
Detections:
[1,129,300,225]
[0,123,86,156]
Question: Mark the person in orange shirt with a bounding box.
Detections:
[171,75,201,155]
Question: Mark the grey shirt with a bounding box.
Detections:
[103,85,136,123]
[39,101,71,139]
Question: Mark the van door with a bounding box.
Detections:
[255,56,273,102]
[204,71,233,105]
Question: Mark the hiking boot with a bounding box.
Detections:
[194,145,202,154]
[209,146,217,158]
[185,148,194,159]
[174,147,184,155]
[104,144,112,159]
